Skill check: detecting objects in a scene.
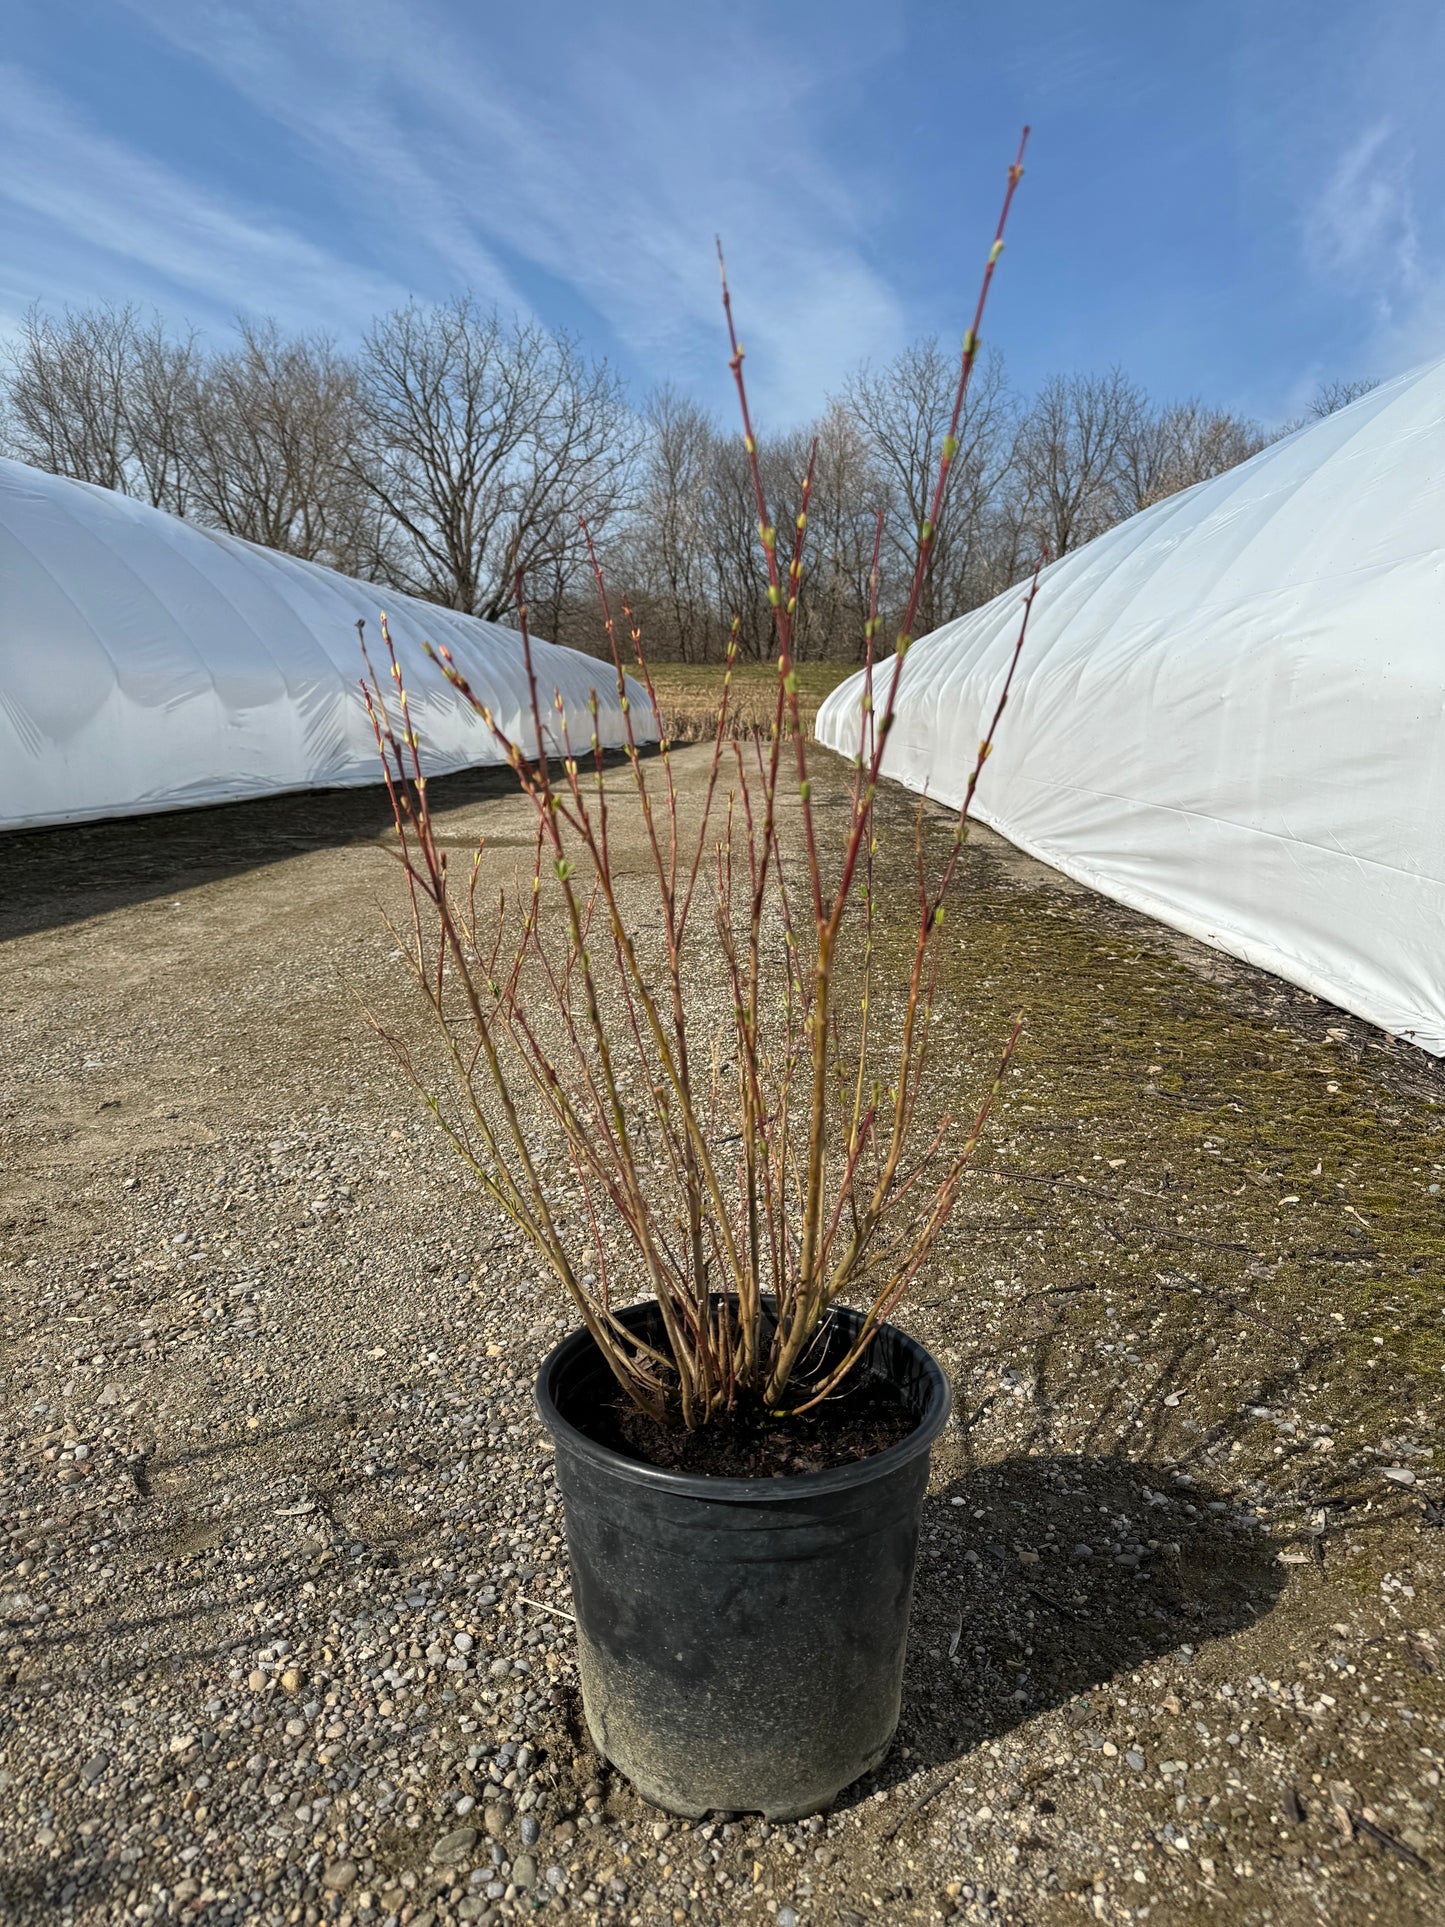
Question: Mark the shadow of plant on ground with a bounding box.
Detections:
[874,1453,1283,1804]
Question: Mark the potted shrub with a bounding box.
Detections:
[363,136,1037,1819]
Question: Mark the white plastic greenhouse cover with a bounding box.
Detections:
[816,360,1445,1055]
[0,456,653,831]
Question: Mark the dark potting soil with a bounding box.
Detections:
[593,1369,918,1478]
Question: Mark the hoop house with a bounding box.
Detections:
[816,362,1445,1054]
[0,456,651,831]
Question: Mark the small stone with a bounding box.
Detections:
[511,1853,537,1889]
[483,1803,511,1839]
[1072,1544,1093,1560]
[1383,1467,1416,1486]
[488,1658,511,1678]
[281,1667,304,1694]
[1125,1750,1145,1771]
[519,1814,540,1847]
[454,1632,474,1653]
[81,1752,109,1786]
[322,1861,357,1891]
[247,1669,267,1693]
[431,1824,480,1864]
[777,1909,799,1927]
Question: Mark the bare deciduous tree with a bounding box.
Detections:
[184,320,370,567]
[619,386,721,663]
[2,303,199,511]
[797,400,888,659]
[1308,376,1380,420]
[355,299,637,622]
[843,343,1012,636]
[1116,399,1266,514]
[1012,367,1145,558]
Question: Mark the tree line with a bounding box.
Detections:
[0,300,1373,662]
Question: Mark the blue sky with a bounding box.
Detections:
[3,0,1443,427]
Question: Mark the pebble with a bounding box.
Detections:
[483,1802,512,1839]
[511,1852,537,1889]
[432,1824,480,1864]
[1383,1467,1416,1485]
[777,1909,800,1927]
[520,1814,541,1846]
[322,1861,357,1891]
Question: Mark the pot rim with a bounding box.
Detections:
[535,1300,952,1502]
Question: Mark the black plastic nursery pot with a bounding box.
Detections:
[535,1300,951,1820]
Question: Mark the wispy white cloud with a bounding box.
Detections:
[1304,121,1420,303]
[114,0,908,419]
[1299,112,1444,380]
[0,61,408,337]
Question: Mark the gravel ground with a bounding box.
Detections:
[2,744,1442,1927]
